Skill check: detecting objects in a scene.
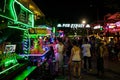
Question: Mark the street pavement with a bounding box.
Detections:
[26,58,120,80]
[55,58,120,80]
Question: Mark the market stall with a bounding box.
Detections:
[19,25,53,65]
[104,12,120,41]
[0,0,34,79]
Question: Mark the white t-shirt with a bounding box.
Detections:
[81,44,91,57]
[55,43,64,54]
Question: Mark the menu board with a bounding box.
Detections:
[0,0,15,20]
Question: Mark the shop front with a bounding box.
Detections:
[0,0,35,79]
[104,12,120,41]
[20,26,52,65]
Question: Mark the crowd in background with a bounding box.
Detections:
[40,35,120,80]
[48,35,120,79]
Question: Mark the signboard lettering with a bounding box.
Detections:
[57,24,90,28]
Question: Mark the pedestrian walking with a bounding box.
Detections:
[96,40,105,77]
[68,40,82,79]
[55,38,65,74]
[81,38,92,71]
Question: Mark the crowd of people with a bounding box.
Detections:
[44,36,120,79]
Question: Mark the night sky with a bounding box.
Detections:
[33,0,119,23]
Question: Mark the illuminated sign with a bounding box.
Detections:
[107,23,116,28]
[57,24,90,28]
[36,28,47,34]
[4,45,16,53]
[29,28,47,34]
[115,21,120,27]
[94,25,103,29]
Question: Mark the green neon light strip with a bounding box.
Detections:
[53,27,56,33]
[23,30,29,54]
[0,14,33,28]
[12,0,17,21]
[15,0,33,13]
[8,26,27,30]
[0,15,31,28]
[27,30,31,53]
[0,0,16,21]
[15,21,32,27]
[13,66,37,80]
[0,63,19,75]
[10,0,17,20]
[4,0,7,12]
[0,0,34,28]
[32,14,34,27]
[0,14,15,21]
[14,0,34,27]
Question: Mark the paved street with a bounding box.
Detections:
[55,58,120,80]
[26,58,120,80]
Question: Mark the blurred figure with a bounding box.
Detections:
[107,38,115,61]
[96,40,105,77]
[46,46,55,61]
[48,46,56,75]
[55,38,64,73]
[50,46,55,58]
[68,40,82,79]
[81,38,92,71]
[64,38,73,64]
